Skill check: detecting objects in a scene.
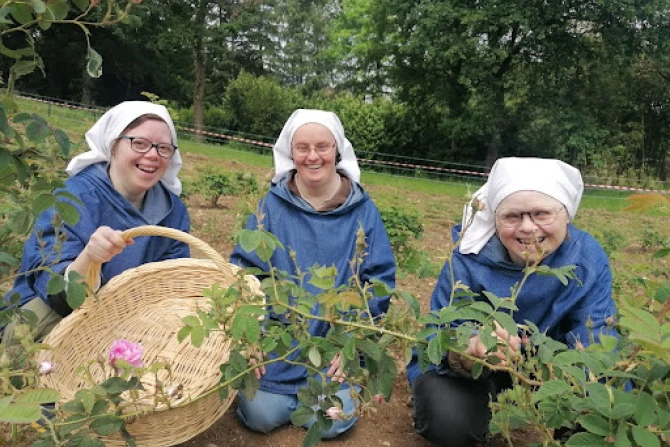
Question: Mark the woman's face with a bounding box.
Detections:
[108,118,172,202]
[290,123,338,188]
[495,191,569,266]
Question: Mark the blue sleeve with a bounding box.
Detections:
[565,254,619,348]
[360,205,396,317]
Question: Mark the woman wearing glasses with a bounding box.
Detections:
[4,101,189,342]
[407,157,618,447]
[230,109,396,439]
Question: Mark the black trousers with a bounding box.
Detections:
[411,371,512,447]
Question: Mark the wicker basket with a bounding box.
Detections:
[38,225,260,447]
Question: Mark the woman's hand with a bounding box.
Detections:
[247,349,266,379]
[459,322,521,371]
[327,352,347,383]
[83,226,132,264]
[68,226,133,280]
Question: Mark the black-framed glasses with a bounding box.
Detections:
[119,136,177,159]
[496,206,565,228]
[292,143,336,156]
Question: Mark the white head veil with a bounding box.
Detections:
[271,109,360,184]
[66,101,183,195]
[459,157,584,255]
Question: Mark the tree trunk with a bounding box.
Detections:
[484,80,505,169]
[193,1,208,143]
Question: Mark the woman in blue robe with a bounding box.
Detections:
[230,109,396,439]
[4,101,190,342]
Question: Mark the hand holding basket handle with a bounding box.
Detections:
[85,225,236,291]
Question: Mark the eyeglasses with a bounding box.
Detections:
[292,143,336,156]
[119,136,177,159]
[496,206,565,228]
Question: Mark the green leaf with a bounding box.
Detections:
[86,46,103,78]
[239,371,259,401]
[25,117,50,141]
[190,326,205,347]
[615,423,631,447]
[66,281,87,310]
[50,1,69,20]
[427,336,443,365]
[577,414,610,436]
[100,377,130,395]
[359,339,382,361]
[245,317,261,344]
[531,380,570,403]
[598,335,618,352]
[66,433,105,447]
[631,425,660,447]
[635,392,657,426]
[308,346,322,368]
[565,432,609,446]
[16,389,60,404]
[237,229,261,253]
[584,383,612,415]
[654,282,670,303]
[0,403,41,423]
[303,421,323,447]
[182,315,200,327]
[9,210,32,234]
[54,128,71,156]
[0,251,19,266]
[72,0,90,12]
[290,405,314,427]
[55,201,80,225]
[652,248,670,259]
[32,193,57,215]
[46,274,66,295]
[29,0,47,14]
[10,3,33,25]
[89,414,123,436]
[177,326,191,343]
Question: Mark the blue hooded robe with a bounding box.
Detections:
[230,174,396,395]
[407,224,618,384]
[6,163,190,316]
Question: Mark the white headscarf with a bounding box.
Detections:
[459,157,584,255]
[66,101,183,195]
[271,109,361,184]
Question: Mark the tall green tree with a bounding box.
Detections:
[262,0,337,93]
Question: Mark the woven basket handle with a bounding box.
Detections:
[85,225,232,289]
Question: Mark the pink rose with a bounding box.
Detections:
[109,339,144,369]
[325,406,343,420]
[374,394,384,404]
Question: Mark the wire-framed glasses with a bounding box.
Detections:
[119,136,177,159]
[496,206,565,228]
[292,143,336,156]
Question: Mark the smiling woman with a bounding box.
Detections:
[230,108,396,440]
[406,157,619,447]
[2,102,191,343]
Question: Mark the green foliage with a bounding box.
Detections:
[592,229,627,256]
[222,71,304,137]
[184,168,260,207]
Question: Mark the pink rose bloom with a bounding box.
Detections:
[374,394,384,404]
[325,406,344,420]
[109,339,144,369]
